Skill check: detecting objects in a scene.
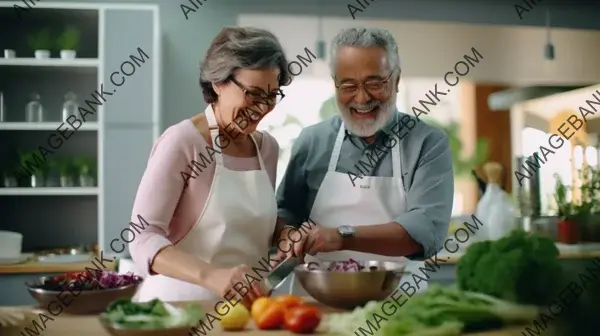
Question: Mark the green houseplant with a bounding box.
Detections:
[554,174,585,244]
[56,157,75,187]
[44,159,60,187]
[576,167,600,242]
[0,162,17,188]
[74,156,96,187]
[17,150,45,187]
[27,28,53,59]
[57,26,81,59]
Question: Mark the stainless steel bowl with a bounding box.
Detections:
[25,277,140,315]
[293,260,407,309]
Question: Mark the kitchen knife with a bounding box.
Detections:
[262,257,299,293]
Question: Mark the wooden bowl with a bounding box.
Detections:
[25,277,140,315]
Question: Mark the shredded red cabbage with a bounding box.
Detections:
[45,270,143,291]
[305,259,365,272]
[97,271,143,289]
[329,258,363,272]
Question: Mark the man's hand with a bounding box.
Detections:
[304,226,343,256]
[272,225,311,265]
[272,223,344,264]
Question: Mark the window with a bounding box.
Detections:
[521,127,571,214]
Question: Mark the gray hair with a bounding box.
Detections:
[329,27,401,74]
[199,27,293,104]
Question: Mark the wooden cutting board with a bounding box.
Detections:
[0,301,529,336]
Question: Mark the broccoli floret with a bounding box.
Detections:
[456,230,564,305]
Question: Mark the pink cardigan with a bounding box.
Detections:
[128,119,279,276]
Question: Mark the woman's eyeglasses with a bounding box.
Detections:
[334,71,395,97]
[229,76,285,106]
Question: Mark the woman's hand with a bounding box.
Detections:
[203,265,268,309]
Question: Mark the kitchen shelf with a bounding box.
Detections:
[0,187,99,196]
[0,122,99,131]
[0,58,99,68]
[0,2,161,259]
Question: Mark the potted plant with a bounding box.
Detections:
[74,157,96,187]
[27,28,53,59]
[18,151,45,187]
[57,26,80,59]
[0,167,17,188]
[554,175,583,244]
[3,49,15,58]
[56,157,75,187]
[577,167,600,242]
[44,160,60,187]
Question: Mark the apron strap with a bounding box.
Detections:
[205,105,267,170]
[391,137,401,177]
[204,105,224,166]
[328,123,346,171]
[249,134,267,171]
[331,118,403,178]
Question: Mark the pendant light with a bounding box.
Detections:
[543,7,555,74]
[316,16,326,59]
[311,15,329,77]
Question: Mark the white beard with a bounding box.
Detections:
[336,91,397,137]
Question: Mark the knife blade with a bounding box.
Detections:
[263,256,299,292]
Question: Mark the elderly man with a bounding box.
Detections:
[274,27,454,295]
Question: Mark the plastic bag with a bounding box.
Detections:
[474,183,519,240]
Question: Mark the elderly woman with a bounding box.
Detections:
[129,27,292,306]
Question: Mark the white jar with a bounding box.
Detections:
[0,231,23,259]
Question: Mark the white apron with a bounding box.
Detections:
[289,120,426,296]
[135,106,278,302]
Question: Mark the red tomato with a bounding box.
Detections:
[254,302,285,330]
[273,295,303,310]
[284,305,322,334]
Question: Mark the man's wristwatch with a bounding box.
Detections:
[337,225,356,238]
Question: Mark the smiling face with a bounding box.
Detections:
[212,68,282,135]
[333,46,399,137]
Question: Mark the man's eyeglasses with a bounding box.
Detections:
[229,76,285,106]
[334,71,395,97]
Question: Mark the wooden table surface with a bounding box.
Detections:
[0,300,529,336]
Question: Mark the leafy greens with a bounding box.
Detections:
[324,285,539,336]
[101,298,203,330]
[456,230,564,305]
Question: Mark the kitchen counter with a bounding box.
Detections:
[0,258,117,306]
[1,243,598,305]
[0,256,116,274]
[2,242,600,274]
[0,300,531,336]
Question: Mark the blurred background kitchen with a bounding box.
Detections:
[0,0,599,305]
